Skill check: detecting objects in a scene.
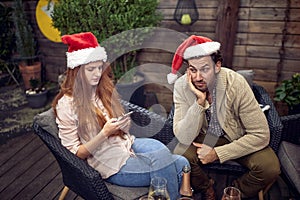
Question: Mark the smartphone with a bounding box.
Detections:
[117,111,133,121]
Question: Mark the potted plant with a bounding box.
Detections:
[274,73,300,114]
[50,0,162,106]
[25,78,48,108]
[12,0,41,90]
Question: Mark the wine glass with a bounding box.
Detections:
[148,177,170,200]
[221,186,241,200]
[139,195,154,200]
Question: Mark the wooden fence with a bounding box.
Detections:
[139,0,300,114]
[2,0,299,115]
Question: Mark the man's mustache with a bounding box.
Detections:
[195,80,206,84]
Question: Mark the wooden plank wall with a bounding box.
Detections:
[234,0,300,96]
[3,0,299,114]
[2,0,67,83]
[138,0,220,112]
[138,0,300,115]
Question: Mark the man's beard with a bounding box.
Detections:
[193,81,208,92]
[193,78,216,93]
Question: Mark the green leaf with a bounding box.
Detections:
[51,0,162,82]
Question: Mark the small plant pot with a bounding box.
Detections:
[19,62,41,90]
[26,90,48,109]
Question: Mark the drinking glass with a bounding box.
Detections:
[139,195,154,200]
[148,177,170,200]
[221,186,241,200]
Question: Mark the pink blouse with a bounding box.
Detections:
[56,95,135,178]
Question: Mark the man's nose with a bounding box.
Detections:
[195,71,203,80]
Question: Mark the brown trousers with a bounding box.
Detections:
[182,134,281,198]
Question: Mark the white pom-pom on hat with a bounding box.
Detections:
[167,73,178,84]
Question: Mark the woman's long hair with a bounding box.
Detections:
[52,62,125,141]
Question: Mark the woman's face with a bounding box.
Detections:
[83,61,104,86]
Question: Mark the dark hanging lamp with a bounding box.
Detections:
[174,0,199,25]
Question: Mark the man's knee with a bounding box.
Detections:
[261,157,281,181]
[250,149,281,181]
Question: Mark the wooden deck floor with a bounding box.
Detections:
[0,132,83,200]
[0,132,298,200]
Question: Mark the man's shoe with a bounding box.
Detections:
[201,179,216,200]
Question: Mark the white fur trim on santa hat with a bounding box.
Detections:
[167,73,178,84]
[183,42,220,60]
[66,46,107,69]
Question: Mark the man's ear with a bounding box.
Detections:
[215,61,221,73]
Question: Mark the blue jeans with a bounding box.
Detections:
[106,138,190,200]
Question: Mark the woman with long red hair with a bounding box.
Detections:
[52,32,192,200]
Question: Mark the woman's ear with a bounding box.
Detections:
[215,61,221,73]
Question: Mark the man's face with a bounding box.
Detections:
[187,56,220,92]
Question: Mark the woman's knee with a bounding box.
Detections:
[134,138,167,152]
[174,155,190,168]
[146,138,167,148]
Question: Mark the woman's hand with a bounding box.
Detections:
[187,71,206,106]
[102,117,131,137]
[119,117,131,133]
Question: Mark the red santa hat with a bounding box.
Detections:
[61,32,107,69]
[167,35,220,84]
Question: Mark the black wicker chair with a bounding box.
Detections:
[32,100,170,200]
[278,113,300,196]
[33,118,114,200]
[280,113,300,145]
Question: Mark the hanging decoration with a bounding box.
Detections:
[174,0,199,25]
[36,0,61,42]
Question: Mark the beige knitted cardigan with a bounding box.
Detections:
[173,67,270,163]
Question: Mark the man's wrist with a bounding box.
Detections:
[197,98,205,106]
[213,148,219,160]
